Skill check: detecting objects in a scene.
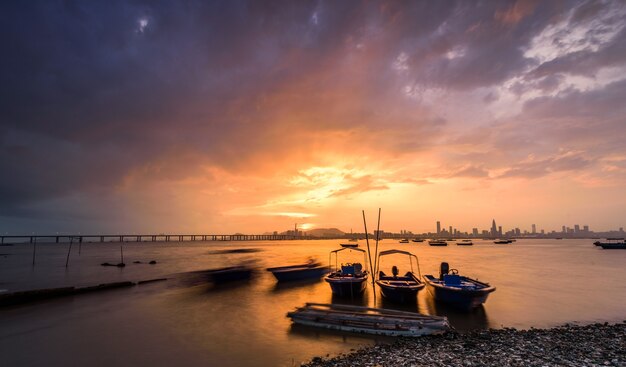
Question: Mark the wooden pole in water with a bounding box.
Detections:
[362,210,378,304]
[65,237,73,268]
[32,237,37,266]
[373,208,381,276]
[120,245,124,264]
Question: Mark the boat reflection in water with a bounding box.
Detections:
[421,294,491,331]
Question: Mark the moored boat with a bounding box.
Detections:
[324,247,369,297]
[596,238,626,249]
[493,239,513,244]
[287,303,449,337]
[428,240,448,246]
[267,260,329,282]
[411,238,424,243]
[399,238,409,243]
[339,242,359,248]
[423,262,495,310]
[456,239,473,246]
[375,249,424,303]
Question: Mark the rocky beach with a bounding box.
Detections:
[303,322,626,367]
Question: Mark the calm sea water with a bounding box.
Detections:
[1,239,625,366]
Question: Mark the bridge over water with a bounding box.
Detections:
[0,233,314,244]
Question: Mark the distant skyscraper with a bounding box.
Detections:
[472,228,478,236]
[436,221,441,235]
[574,224,580,233]
[449,226,453,235]
[491,219,497,236]
[583,225,589,232]
[562,225,566,233]
[532,224,536,234]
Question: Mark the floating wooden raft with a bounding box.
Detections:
[287,302,449,337]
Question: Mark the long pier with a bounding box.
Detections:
[0,234,312,244]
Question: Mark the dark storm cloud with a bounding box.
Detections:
[0,0,621,225]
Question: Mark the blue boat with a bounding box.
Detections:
[324,247,369,297]
[375,249,424,303]
[267,260,329,282]
[423,262,495,310]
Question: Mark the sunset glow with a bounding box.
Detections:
[1,1,625,234]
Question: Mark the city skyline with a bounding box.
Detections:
[1,1,626,234]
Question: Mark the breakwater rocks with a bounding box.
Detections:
[303,322,626,367]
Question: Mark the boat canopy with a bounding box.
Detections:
[329,247,368,272]
[376,249,421,279]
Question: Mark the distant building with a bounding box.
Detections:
[532,224,536,234]
[491,220,497,237]
[583,225,589,232]
[436,221,441,235]
[574,224,580,233]
[472,228,478,236]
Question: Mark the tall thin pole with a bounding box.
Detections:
[31,237,37,266]
[65,237,73,268]
[120,245,124,264]
[373,208,381,276]
[362,210,377,304]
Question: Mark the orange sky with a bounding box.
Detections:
[1,1,626,234]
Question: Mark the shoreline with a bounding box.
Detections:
[302,322,626,367]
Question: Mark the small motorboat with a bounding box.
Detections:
[206,265,254,283]
[493,239,513,244]
[423,262,495,310]
[340,242,359,248]
[428,240,448,246]
[457,239,473,246]
[287,303,449,337]
[411,239,424,243]
[324,247,369,297]
[267,260,329,282]
[375,249,425,303]
[399,239,409,243]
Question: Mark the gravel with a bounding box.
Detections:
[302,322,626,367]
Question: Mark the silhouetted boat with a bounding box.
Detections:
[267,260,329,282]
[324,247,369,297]
[456,239,473,246]
[411,238,424,243]
[206,265,254,283]
[493,239,513,244]
[423,262,495,310]
[596,238,626,249]
[428,240,448,246]
[375,249,424,303]
[399,239,409,243]
[287,303,449,337]
[340,243,359,248]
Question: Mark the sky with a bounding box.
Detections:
[1,0,626,235]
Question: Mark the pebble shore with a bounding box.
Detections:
[303,322,626,367]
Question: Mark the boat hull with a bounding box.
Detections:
[600,243,626,249]
[424,275,494,310]
[208,267,253,283]
[269,266,329,282]
[325,276,368,297]
[287,303,449,337]
[378,283,424,303]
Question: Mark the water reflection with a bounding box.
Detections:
[271,278,323,293]
[330,291,369,306]
[422,293,491,331]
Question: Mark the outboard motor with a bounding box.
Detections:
[439,262,449,280]
[391,265,399,277]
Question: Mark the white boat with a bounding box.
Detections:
[287,303,449,337]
